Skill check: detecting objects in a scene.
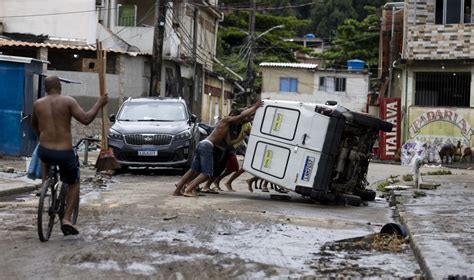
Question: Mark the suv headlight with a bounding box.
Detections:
[174,130,192,141]
[108,129,123,140]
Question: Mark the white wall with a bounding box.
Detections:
[46,55,148,100]
[314,72,368,112]
[0,0,97,44]
[111,26,153,53]
[261,70,368,112]
[46,70,120,98]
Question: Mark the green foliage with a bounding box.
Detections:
[310,0,357,39]
[377,180,390,192]
[217,1,387,92]
[402,174,413,182]
[421,170,452,176]
[215,9,311,84]
[316,12,380,72]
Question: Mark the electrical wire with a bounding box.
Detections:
[0,7,117,19]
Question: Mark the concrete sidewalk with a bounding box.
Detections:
[0,153,99,198]
[395,174,474,279]
[0,157,39,197]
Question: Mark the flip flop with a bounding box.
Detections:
[61,224,79,236]
[183,192,198,197]
[200,189,219,194]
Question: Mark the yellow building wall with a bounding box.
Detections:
[408,107,474,148]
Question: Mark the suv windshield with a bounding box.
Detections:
[118,102,187,121]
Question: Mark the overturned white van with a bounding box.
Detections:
[243,100,393,206]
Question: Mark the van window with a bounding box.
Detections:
[260,106,300,141]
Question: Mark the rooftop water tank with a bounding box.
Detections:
[347,59,365,72]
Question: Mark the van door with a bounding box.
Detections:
[243,135,321,191]
[250,100,330,152]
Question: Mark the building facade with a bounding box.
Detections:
[0,0,232,128]
[400,0,474,152]
[260,62,369,112]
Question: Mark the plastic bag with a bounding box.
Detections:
[401,140,428,167]
[27,145,42,180]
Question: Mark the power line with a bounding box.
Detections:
[210,2,316,11]
[0,7,117,19]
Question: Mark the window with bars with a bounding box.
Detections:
[118,4,137,27]
[414,72,471,107]
[319,76,346,92]
[436,0,471,24]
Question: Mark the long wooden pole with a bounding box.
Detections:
[97,40,108,150]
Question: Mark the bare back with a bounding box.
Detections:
[207,117,232,146]
[33,94,75,150]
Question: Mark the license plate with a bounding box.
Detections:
[138,150,158,156]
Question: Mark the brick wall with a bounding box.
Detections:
[404,0,474,60]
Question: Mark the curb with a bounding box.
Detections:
[395,195,433,280]
[0,184,38,198]
[371,160,474,170]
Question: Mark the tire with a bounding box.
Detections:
[336,193,362,206]
[354,188,377,201]
[349,111,393,132]
[115,165,129,175]
[37,179,57,242]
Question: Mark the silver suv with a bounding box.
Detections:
[108,97,200,171]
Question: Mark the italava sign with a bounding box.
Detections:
[409,108,474,140]
[379,98,400,159]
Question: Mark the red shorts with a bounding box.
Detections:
[225,153,240,172]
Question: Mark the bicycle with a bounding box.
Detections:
[37,138,100,242]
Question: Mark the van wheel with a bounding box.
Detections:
[350,111,393,132]
[336,194,362,206]
[354,188,376,201]
[115,165,129,174]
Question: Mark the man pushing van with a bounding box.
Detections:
[173,100,263,197]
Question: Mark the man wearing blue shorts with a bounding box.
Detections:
[173,100,263,197]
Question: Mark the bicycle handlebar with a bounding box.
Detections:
[73,137,100,150]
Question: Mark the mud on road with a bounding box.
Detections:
[0,170,422,279]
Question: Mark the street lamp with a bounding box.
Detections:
[246,24,285,103]
[256,24,284,39]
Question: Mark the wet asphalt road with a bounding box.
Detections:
[0,166,422,279]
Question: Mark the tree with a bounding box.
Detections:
[215,10,311,93]
[316,7,380,73]
[310,0,358,39]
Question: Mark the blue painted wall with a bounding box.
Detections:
[0,58,42,156]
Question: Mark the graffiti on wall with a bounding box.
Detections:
[409,108,473,142]
[408,107,474,162]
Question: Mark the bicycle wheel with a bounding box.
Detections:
[37,179,57,242]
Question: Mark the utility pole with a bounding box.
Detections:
[246,0,256,104]
[192,5,200,114]
[150,0,167,96]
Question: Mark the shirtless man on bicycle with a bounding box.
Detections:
[32,76,107,235]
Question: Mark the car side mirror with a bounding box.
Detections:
[109,114,116,122]
[190,114,197,123]
[325,100,338,106]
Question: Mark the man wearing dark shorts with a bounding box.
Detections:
[32,76,107,235]
[37,147,80,186]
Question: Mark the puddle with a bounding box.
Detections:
[77,260,121,271]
